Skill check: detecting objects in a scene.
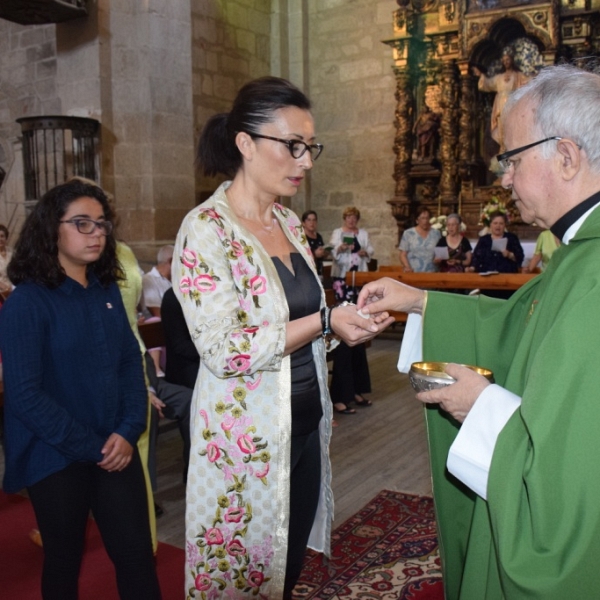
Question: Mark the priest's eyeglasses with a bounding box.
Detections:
[60,218,113,236]
[496,137,562,173]
[246,133,324,161]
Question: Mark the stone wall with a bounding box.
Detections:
[0,19,59,234]
[191,0,272,202]
[306,0,400,266]
[0,0,402,266]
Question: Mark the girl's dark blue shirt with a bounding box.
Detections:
[0,275,147,493]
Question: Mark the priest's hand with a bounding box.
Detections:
[415,363,490,423]
[356,277,426,316]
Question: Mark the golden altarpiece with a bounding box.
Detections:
[384,0,600,239]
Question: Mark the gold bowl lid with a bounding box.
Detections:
[410,361,493,381]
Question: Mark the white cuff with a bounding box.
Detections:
[447,384,521,500]
[397,313,423,373]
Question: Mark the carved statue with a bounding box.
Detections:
[472,48,530,149]
[413,105,441,160]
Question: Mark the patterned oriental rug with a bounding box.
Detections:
[294,490,444,599]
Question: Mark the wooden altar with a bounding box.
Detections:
[383,0,600,241]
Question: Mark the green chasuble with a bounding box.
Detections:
[422,204,600,599]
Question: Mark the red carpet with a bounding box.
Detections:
[0,490,184,599]
[294,490,443,599]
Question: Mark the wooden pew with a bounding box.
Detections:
[138,320,166,350]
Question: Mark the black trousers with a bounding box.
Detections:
[329,341,372,405]
[27,451,161,600]
[283,428,322,599]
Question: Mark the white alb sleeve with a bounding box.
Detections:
[397,313,423,373]
[447,384,521,500]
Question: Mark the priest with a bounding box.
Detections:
[358,64,600,599]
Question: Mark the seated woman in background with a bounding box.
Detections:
[398,206,441,272]
[0,180,160,599]
[469,210,524,299]
[0,223,13,297]
[469,211,524,274]
[434,214,472,273]
[524,229,560,273]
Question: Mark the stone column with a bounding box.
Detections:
[439,60,459,209]
[56,0,195,260]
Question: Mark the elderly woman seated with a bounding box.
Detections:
[469,211,524,298]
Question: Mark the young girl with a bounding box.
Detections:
[0,180,161,599]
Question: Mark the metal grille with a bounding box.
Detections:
[17,116,99,207]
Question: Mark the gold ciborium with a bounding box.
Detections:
[409,361,494,393]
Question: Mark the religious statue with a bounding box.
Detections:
[413,105,441,160]
[472,48,530,150]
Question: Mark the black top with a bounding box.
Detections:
[471,232,524,273]
[436,236,473,273]
[161,287,201,389]
[306,232,325,275]
[272,253,323,436]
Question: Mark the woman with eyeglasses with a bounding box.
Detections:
[0,180,161,599]
[174,76,390,599]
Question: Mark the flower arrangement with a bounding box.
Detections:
[430,215,467,237]
[479,198,509,228]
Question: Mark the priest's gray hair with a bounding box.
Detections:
[503,64,600,173]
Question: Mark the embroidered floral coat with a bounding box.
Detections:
[173,182,334,599]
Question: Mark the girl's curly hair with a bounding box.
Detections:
[8,180,121,288]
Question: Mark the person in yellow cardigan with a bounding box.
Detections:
[116,240,157,553]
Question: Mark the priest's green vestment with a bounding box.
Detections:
[422,204,600,599]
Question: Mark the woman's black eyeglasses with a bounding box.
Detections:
[246,133,324,161]
[59,218,113,236]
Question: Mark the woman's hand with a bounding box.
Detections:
[357,249,369,258]
[98,433,134,472]
[415,363,490,423]
[330,304,394,346]
[314,246,325,258]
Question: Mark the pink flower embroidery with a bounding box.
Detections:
[237,434,256,454]
[247,571,265,588]
[224,506,245,523]
[246,373,262,391]
[206,442,221,463]
[255,463,270,479]
[202,208,221,220]
[242,326,259,334]
[205,528,224,545]
[230,240,244,257]
[249,275,267,296]
[179,276,192,295]
[195,573,212,591]
[228,354,251,372]
[221,414,237,431]
[226,539,246,557]
[193,274,216,293]
[181,248,198,269]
